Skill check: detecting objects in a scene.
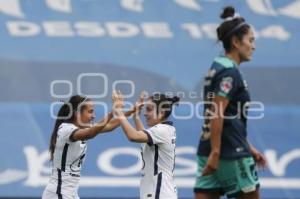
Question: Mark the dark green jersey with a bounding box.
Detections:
[197,55,252,159]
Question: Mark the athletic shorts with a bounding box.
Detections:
[42,188,80,199]
[194,156,259,198]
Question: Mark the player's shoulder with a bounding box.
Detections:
[154,122,175,133]
[58,122,78,133]
[211,56,238,73]
[157,121,173,127]
[212,55,237,68]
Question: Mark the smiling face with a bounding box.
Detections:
[143,99,164,127]
[75,100,95,127]
[234,28,256,62]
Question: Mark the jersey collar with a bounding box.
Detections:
[215,55,238,68]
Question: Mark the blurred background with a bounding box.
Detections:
[0,0,299,198]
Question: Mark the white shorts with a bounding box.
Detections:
[44,169,80,199]
[42,188,80,199]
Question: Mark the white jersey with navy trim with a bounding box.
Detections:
[140,121,177,199]
[43,123,87,198]
[52,123,87,174]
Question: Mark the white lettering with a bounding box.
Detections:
[106,22,139,37]
[201,23,218,39]
[172,102,194,120]
[258,25,290,41]
[174,147,197,176]
[112,80,135,98]
[75,22,106,37]
[142,23,173,38]
[23,146,50,187]
[5,21,292,41]
[265,149,300,177]
[7,21,40,37]
[18,145,300,189]
[43,21,74,36]
[247,102,264,120]
[0,0,24,18]
[77,73,108,98]
[97,147,142,175]
[121,0,144,13]
[46,0,72,13]
[174,0,201,11]
[181,23,203,39]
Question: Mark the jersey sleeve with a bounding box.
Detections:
[143,125,169,146]
[212,68,239,100]
[58,123,79,143]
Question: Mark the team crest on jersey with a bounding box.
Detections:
[220,77,233,94]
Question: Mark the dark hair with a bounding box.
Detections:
[217,6,250,52]
[150,93,180,120]
[49,95,89,160]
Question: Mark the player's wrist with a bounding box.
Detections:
[210,150,220,157]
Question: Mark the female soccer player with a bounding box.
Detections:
[112,91,179,199]
[194,6,267,199]
[42,95,132,199]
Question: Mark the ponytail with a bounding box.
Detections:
[49,95,88,160]
[49,103,70,160]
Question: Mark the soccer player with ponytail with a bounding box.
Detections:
[43,95,132,199]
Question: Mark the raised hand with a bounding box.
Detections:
[112,90,124,110]
[134,91,146,115]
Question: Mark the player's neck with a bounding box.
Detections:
[73,120,90,128]
[225,52,240,66]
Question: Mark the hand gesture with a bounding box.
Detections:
[112,90,124,110]
[134,91,146,115]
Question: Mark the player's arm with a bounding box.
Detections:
[202,69,239,176]
[112,91,148,143]
[133,91,146,130]
[93,89,136,133]
[114,108,148,143]
[100,109,135,132]
[133,114,145,131]
[248,140,267,168]
[70,112,114,141]
[202,95,229,176]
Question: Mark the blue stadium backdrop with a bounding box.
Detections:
[0,0,300,198]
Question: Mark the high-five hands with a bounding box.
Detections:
[112,90,124,109]
[112,90,125,119]
[134,91,146,116]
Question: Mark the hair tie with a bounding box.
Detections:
[224,13,240,22]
